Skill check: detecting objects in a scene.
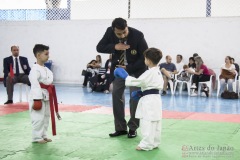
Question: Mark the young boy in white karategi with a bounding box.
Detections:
[114,47,163,151]
[29,44,53,144]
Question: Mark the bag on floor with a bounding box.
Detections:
[221,91,238,99]
[89,75,105,92]
[200,83,209,97]
[81,69,87,76]
[92,83,105,92]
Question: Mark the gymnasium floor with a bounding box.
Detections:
[0,83,239,160]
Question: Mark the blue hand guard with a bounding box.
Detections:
[114,68,128,79]
[131,90,143,101]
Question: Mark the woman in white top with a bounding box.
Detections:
[82,55,102,87]
[219,56,236,94]
[87,55,102,74]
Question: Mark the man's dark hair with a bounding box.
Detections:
[11,45,19,51]
[33,44,49,57]
[193,53,199,58]
[112,18,127,30]
[143,48,162,65]
[177,54,183,60]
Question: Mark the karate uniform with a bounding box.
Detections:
[28,63,53,142]
[125,66,163,151]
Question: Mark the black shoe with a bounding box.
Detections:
[4,100,13,105]
[109,131,128,137]
[128,130,137,138]
[161,91,166,96]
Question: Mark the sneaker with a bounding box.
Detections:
[161,91,167,96]
[190,85,197,89]
[128,130,137,138]
[104,90,110,94]
[190,92,198,96]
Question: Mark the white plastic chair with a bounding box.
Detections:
[216,70,238,97]
[16,83,29,102]
[168,80,174,95]
[198,75,213,97]
[238,76,240,96]
[173,74,193,95]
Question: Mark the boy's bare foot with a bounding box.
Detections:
[136,146,143,151]
[44,138,52,142]
[37,140,47,144]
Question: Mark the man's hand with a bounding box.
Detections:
[114,68,128,79]
[115,43,130,50]
[116,65,126,69]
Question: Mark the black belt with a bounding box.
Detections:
[142,89,159,96]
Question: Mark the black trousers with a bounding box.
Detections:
[112,78,140,132]
[192,74,211,90]
[83,72,92,86]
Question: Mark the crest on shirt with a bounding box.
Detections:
[131,50,137,55]
[23,65,27,70]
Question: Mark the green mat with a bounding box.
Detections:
[0,112,239,160]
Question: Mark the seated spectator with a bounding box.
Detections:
[175,54,184,73]
[90,54,113,93]
[219,56,236,94]
[188,57,196,69]
[230,57,239,76]
[3,45,31,104]
[82,55,102,87]
[159,55,177,95]
[103,54,112,93]
[186,56,211,96]
[177,65,194,82]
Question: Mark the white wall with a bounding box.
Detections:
[0,0,67,9]
[0,17,240,84]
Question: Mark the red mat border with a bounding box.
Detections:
[0,103,239,123]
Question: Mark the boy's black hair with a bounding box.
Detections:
[33,44,49,57]
[112,18,127,30]
[143,48,162,65]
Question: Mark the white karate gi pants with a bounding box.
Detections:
[29,100,50,142]
[138,119,162,151]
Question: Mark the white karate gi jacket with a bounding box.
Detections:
[125,66,163,121]
[29,64,53,101]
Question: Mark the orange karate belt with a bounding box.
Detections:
[40,83,61,136]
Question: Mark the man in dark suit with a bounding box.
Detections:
[96,18,148,138]
[3,46,31,104]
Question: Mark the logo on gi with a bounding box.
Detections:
[131,50,137,55]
